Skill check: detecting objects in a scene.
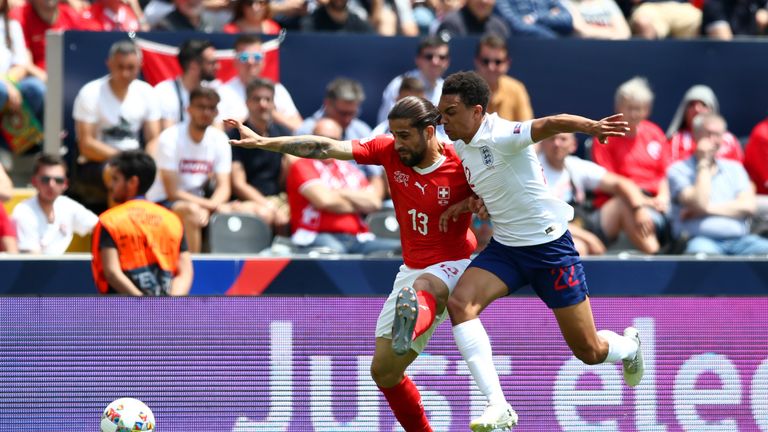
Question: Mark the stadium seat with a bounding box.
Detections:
[208,213,273,254]
[366,209,400,240]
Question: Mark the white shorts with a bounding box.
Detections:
[375,258,471,354]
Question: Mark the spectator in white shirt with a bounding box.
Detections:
[146,87,232,253]
[11,154,98,254]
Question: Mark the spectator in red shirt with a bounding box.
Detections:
[744,115,768,226]
[223,0,281,34]
[666,84,743,163]
[10,0,98,73]
[593,76,671,243]
[285,118,400,255]
[88,0,149,31]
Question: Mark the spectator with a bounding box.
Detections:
[373,0,419,36]
[593,76,671,242]
[154,39,219,130]
[89,0,148,31]
[539,132,661,255]
[286,117,400,255]
[1,0,45,143]
[666,84,743,163]
[220,78,292,234]
[565,0,631,39]
[296,77,372,139]
[152,0,218,31]
[744,114,768,226]
[11,154,98,254]
[473,34,533,122]
[615,0,701,39]
[270,0,309,30]
[218,35,302,133]
[371,76,426,135]
[0,163,17,253]
[745,114,768,195]
[92,150,193,296]
[701,0,768,40]
[377,35,449,125]
[72,40,161,213]
[434,0,511,38]
[494,0,574,38]
[147,87,232,253]
[667,113,768,256]
[223,0,281,33]
[10,0,96,77]
[301,0,375,32]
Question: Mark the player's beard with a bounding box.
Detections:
[398,135,428,167]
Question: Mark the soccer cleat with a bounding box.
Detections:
[469,402,518,432]
[623,327,644,387]
[392,286,418,355]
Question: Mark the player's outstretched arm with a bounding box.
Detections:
[530,113,629,144]
[224,119,354,160]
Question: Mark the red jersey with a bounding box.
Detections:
[10,3,98,69]
[222,20,281,35]
[286,158,370,236]
[745,118,768,194]
[670,130,744,163]
[353,135,476,269]
[592,120,671,196]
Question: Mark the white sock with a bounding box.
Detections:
[597,329,638,363]
[453,318,507,405]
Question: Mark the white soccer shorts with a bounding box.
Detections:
[375,258,471,354]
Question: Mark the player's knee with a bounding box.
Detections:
[370,361,402,388]
[413,279,447,308]
[447,293,475,324]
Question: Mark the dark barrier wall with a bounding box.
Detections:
[2,256,768,295]
[2,297,767,431]
[60,32,768,157]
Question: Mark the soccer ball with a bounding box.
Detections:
[100,397,156,432]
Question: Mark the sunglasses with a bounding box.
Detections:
[237,51,264,63]
[421,53,449,62]
[40,175,66,185]
[480,57,506,66]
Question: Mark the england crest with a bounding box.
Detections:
[480,146,494,168]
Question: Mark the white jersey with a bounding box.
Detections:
[11,195,98,254]
[216,77,299,122]
[539,154,606,204]
[453,114,574,247]
[146,123,232,202]
[72,76,161,152]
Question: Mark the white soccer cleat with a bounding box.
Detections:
[469,402,518,432]
[623,327,644,387]
[391,286,418,355]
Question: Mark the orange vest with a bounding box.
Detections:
[91,200,184,295]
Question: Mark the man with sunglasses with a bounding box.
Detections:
[11,154,98,254]
[218,34,303,133]
[473,34,533,123]
[377,35,450,125]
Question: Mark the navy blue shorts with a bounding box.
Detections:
[468,231,589,309]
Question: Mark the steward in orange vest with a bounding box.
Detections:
[92,151,193,295]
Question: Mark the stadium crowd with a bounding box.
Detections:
[1,0,768,263]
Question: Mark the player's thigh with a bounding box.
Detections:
[370,337,419,387]
[449,266,510,317]
[527,233,589,310]
[417,258,472,305]
[552,297,601,353]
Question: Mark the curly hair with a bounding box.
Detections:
[441,71,491,113]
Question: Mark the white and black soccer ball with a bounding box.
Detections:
[100,397,156,432]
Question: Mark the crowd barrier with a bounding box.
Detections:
[2,297,767,431]
[1,255,768,295]
[50,32,768,159]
